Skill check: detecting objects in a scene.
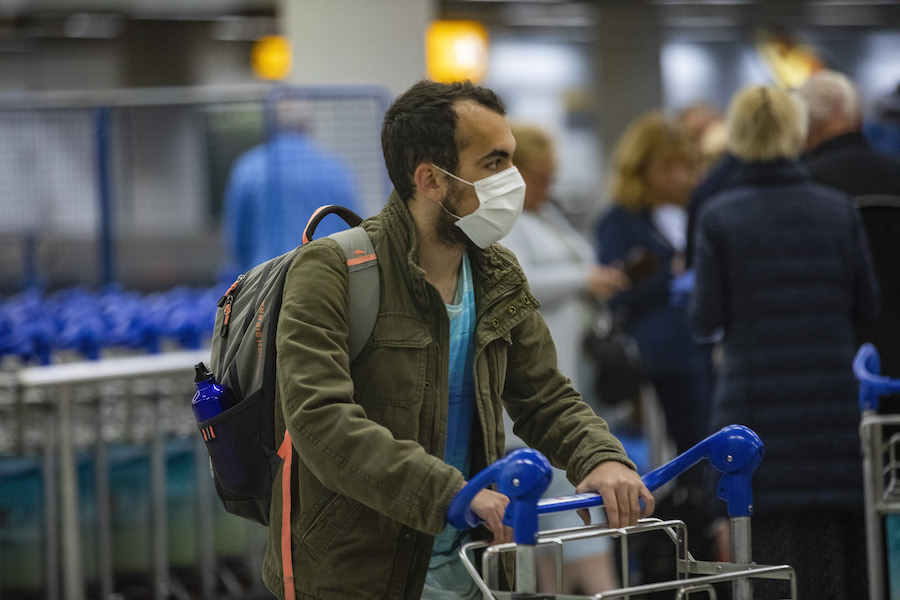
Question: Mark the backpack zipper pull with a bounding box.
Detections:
[218,274,244,306]
[219,274,244,338]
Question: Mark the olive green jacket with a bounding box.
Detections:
[262,192,634,599]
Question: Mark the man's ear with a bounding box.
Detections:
[413,163,446,204]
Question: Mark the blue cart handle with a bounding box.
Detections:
[447,448,552,535]
[448,425,764,542]
[854,343,900,412]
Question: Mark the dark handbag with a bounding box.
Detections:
[582,305,645,407]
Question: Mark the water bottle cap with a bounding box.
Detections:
[194,362,214,384]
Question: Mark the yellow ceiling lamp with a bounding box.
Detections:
[252,35,293,81]
[426,20,489,83]
[756,30,824,89]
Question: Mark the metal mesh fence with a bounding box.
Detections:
[0,85,393,295]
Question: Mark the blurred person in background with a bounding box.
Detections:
[500,123,629,595]
[221,98,363,278]
[677,102,723,157]
[797,69,900,379]
[691,83,879,598]
[595,111,711,458]
[595,112,715,574]
[681,102,745,271]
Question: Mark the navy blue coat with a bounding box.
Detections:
[596,204,713,453]
[691,159,879,513]
[596,204,703,375]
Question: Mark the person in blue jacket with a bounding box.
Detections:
[595,111,711,457]
[691,83,879,599]
[221,98,363,277]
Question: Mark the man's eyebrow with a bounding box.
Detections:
[479,149,510,162]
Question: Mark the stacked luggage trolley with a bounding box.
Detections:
[449,425,797,599]
[0,349,269,600]
[855,343,900,600]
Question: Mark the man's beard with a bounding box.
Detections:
[433,182,471,249]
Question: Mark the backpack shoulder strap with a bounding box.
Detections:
[330,226,379,361]
[277,225,376,599]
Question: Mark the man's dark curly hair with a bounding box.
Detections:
[381,80,506,201]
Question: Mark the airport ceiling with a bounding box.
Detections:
[441,1,900,34]
[0,1,897,38]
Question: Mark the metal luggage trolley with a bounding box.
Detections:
[854,343,900,600]
[448,425,797,600]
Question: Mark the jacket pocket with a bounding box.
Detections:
[352,314,432,408]
[297,491,361,561]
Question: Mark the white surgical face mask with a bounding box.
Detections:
[433,165,526,248]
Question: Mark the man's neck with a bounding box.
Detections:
[419,235,464,304]
[407,195,465,304]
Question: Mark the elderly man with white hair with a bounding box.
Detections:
[797,69,900,379]
[797,69,900,196]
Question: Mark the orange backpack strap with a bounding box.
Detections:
[273,213,377,600]
[277,432,296,600]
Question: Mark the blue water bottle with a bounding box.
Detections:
[192,362,234,422]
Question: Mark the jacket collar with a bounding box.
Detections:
[807,132,870,159]
[734,159,810,187]
[380,191,423,276]
[379,190,529,313]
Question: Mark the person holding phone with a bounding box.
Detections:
[594,111,711,457]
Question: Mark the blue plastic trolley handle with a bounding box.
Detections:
[447,447,553,544]
[854,343,900,413]
[447,424,764,545]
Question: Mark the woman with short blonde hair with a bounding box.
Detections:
[725,84,808,162]
[510,123,554,168]
[509,123,556,214]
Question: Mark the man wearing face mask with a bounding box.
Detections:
[263,79,654,600]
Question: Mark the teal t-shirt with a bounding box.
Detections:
[441,253,476,488]
[424,254,478,598]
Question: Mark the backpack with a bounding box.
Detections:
[197,204,379,526]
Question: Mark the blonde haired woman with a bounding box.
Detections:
[595,112,711,458]
[691,84,879,598]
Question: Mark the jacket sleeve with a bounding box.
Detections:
[276,241,463,536]
[849,205,880,327]
[501,304,636,485]
[690,206,727,341]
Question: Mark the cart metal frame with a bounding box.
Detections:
[448,425,797,600]
[855,343,900,600]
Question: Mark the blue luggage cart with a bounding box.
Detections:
[855,343,900,600]
[449,425,796,600]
